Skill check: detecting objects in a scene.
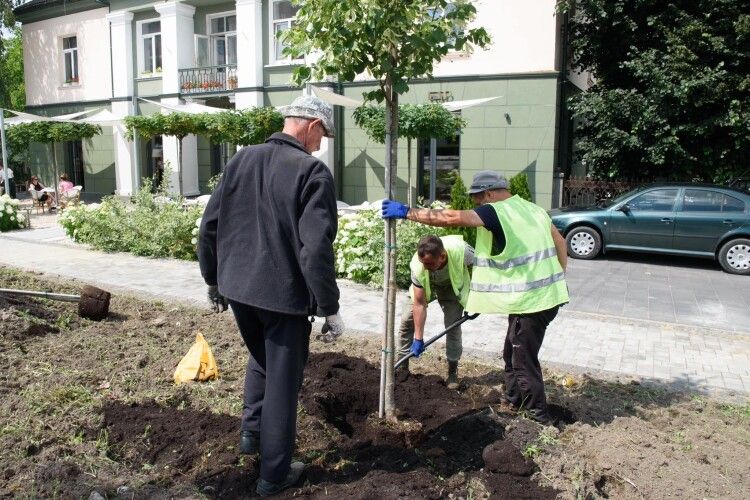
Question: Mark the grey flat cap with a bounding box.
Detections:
[468,170,508,194]
[280,95,335,138]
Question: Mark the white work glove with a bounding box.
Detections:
[317,313,345,343]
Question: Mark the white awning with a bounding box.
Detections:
[311,86,364,108]
[442,96,501,111]
[2,108,100,125]
[138,97,227,115]
[77,109,127,127]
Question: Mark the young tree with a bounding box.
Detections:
[353,103,465,205]
[283,0,490,418]
[561,0,750,181]
[0,27,24,112]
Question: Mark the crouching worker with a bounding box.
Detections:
[399,234,474,389]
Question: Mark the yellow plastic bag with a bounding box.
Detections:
[174,332,219,384]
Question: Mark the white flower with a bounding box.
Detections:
[5,207,12,214]
[195,217,202,227]
[191,237,197,245]
[191,227,199,235]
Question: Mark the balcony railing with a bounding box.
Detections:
[179,65,238,94]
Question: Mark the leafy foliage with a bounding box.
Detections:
[335,205,450,289]
[0,194,24,232]
[283,0,490,103]
[509,173,532,201]
[123,108,283,146]
[562,0,750,181]
[6,121,101,148]
[352,103,465,143]
[59,179,203,260]
[447,175,475,246]
[0,27,24,112]
[0,0,14,30]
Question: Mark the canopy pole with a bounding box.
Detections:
[1,112,10,196]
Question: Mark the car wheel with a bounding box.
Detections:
[566,227,601,260]
[718,238,750,275]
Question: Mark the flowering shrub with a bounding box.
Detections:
[334,201,451,289]
[59,180,203,260]
[0,194,25,232]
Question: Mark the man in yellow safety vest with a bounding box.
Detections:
[382,171,569,426]
[398,234,474,389]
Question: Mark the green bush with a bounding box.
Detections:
[509,173,532,201]
[59,179,203,260]
[446,175,476,246]
[335,203,449,289]
[0,194,25,232]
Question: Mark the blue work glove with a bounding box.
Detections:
[410,338,425,358]
[382,200,410,219]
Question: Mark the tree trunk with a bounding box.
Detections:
[379,83,399,420]
[177,136,184,196]
[407,137,413,206]
[52,143,60,207]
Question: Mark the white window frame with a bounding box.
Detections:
[136,18,162,77]
[61,35,79,85]
[269,0,302,64]
[206,11,238,67]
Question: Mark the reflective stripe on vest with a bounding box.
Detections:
[474,247,558,270]
[470,271,566,293]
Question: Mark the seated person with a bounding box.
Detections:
[28,175,57,210]
[58,173,74,194]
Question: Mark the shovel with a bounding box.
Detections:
[395,312,479,369]
[0,285,112,321]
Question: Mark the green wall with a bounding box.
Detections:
[339,75,559,209]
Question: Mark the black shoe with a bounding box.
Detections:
[239,430,260,455]
[529,411,557,427]
[256,461,305,497]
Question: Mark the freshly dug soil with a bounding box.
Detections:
[2,267,748,500]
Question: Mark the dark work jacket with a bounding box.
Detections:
[198,132,340,317]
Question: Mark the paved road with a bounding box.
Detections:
[1,227,749,397]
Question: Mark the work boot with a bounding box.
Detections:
[256,461,305,497]
[447,361,459,390]
[239,430,260,455]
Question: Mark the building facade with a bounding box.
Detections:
[15,0,571,208]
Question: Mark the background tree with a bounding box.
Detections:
[353,103,465,205]
[561,0,750,181]
[283,0,490,418]
[0,0,14,30]
[125,108,283,195]
[0,27,24,112]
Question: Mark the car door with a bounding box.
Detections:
[673,189,747,253]
[607,188,679,250]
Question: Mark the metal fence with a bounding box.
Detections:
[561,177,643,208]
[179,65,238,95]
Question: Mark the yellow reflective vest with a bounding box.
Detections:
[465,196,569,314]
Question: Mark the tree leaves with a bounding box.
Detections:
[353,103,465,143]
[563,0,750,181]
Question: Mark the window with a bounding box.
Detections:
[723,194,745,213]
[426,2,464,49]
[208,13,237,66]
[682,189,746,213]
[418,134,461,202]
[627,189,679,212]
[139,20,162,75]
[62,36,78,84]
[271,0,300,62]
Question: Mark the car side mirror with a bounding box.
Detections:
[617,204,630,213]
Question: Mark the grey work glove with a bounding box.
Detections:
[317,313,345,343]
[207,285,228,313]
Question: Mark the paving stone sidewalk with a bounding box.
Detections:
[1,228,748,397]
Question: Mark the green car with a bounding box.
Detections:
[549,184,750,275]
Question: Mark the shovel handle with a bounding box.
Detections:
[0,288,80,303]
[394,313,479,369]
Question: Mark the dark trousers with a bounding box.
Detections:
[229,300,311,483]
[503,306,559,418]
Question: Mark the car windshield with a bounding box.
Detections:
[597,186,647,208]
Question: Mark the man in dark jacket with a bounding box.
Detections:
[198,95,344,497]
